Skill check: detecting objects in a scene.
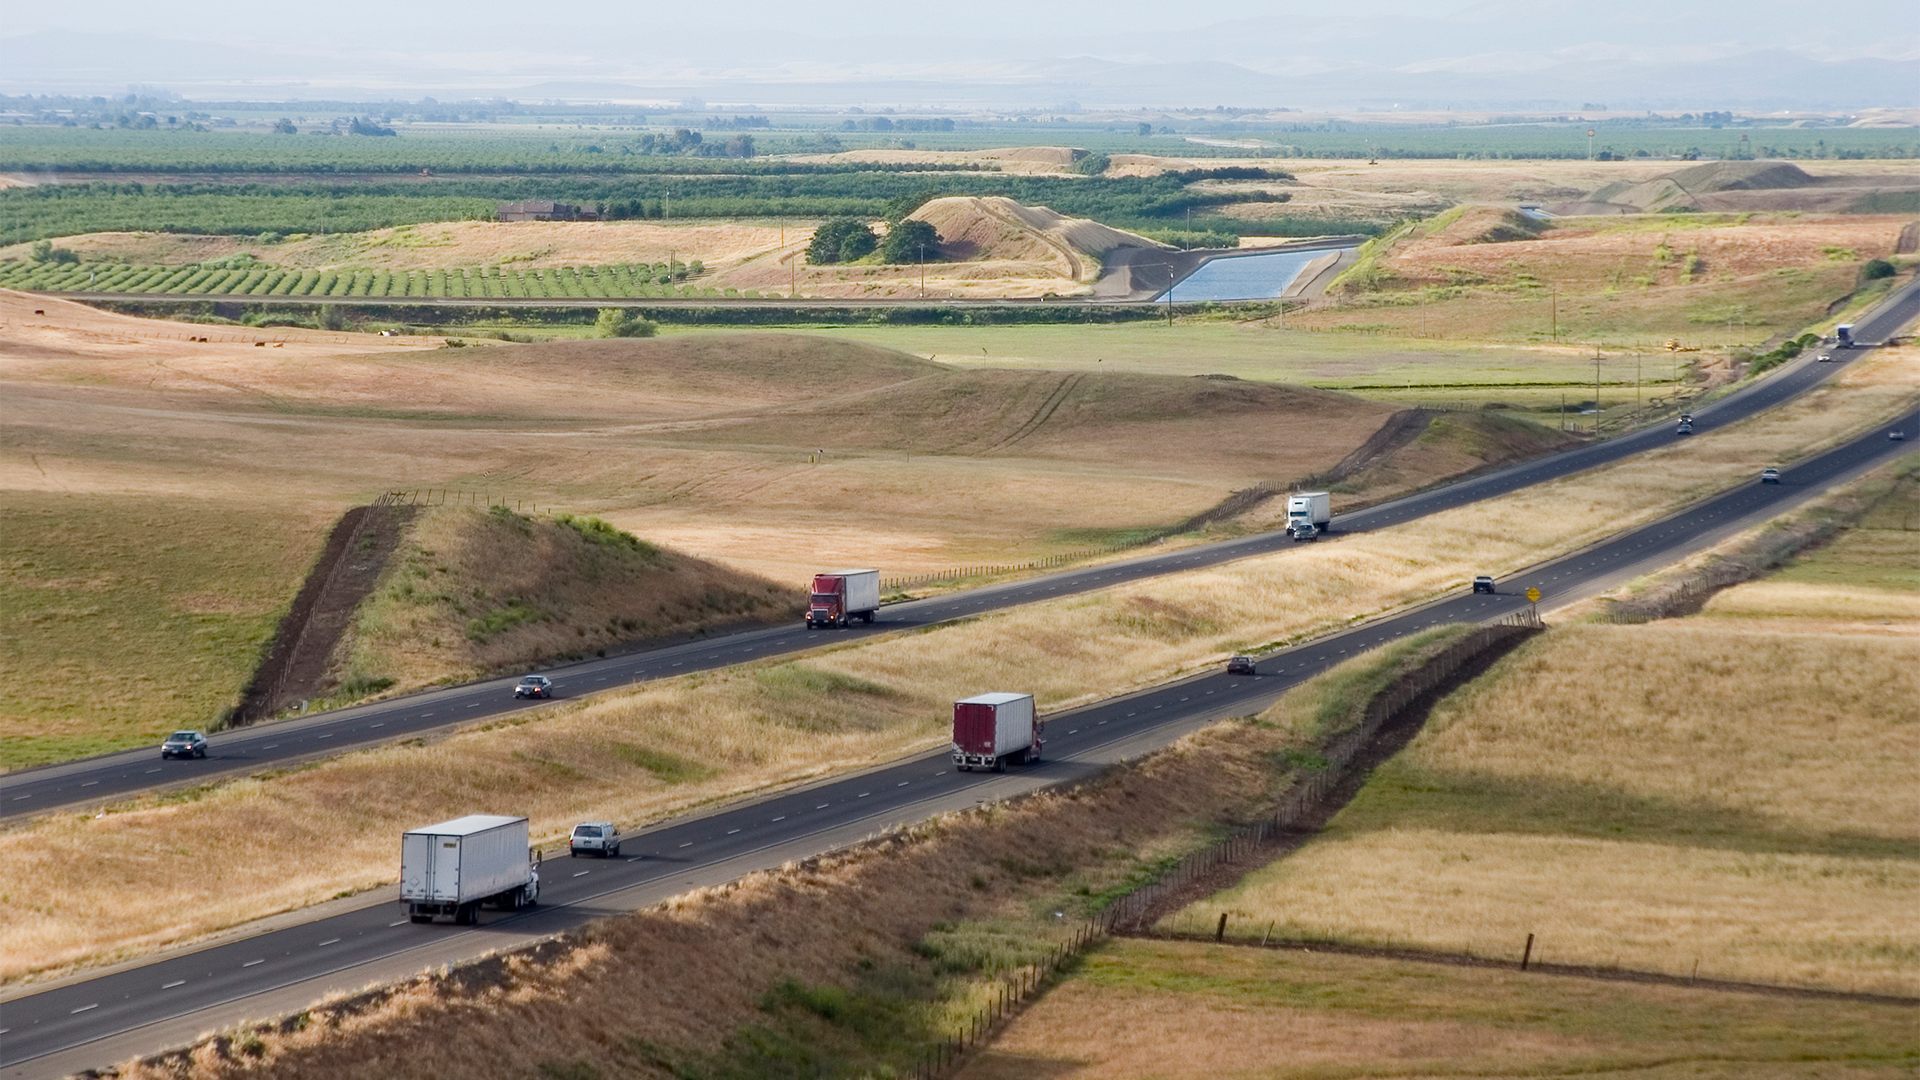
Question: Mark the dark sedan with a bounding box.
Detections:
[514,675,554,699]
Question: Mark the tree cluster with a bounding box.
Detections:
[594,308,660,337]
[807,218,877,264]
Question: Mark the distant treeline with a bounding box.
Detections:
[0,174,1375,246]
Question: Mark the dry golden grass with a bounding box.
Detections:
[1179,623,1920,994]
[1295,210,1913,345]
[961,938,1920,1080]
[3,344,1908,983]
[1,306,1410,583]
[783,146,1083,174]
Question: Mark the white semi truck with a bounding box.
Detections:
[1286,491,1332,541]
[400,814,540,925]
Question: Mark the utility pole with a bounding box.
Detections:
[918,243,926,299]
[1167,267,1175,327]
[1550,284,1557,340]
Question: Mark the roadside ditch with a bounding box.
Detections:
[110,617,1540,1080]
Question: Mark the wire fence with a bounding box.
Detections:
[913,611,1543,1078]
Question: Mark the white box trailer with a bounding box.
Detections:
[400,814,540,925]
[806,569,881,628]
[951,692,1040,771]
[1286,492,1331,541]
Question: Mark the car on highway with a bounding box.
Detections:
[1891,430,1906,441]
[1676,419,1694,435]
[1472,576,1497,595]
[1226,656,1257,676]
[570,822,622,857]
[160,730,208,759]
[1760,468,1781,484]
[1816,352,1834,363]
[514,675,554,699]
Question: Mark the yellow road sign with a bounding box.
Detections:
[1526,587,1541,603]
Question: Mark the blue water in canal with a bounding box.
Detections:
[1158,248,1343,302]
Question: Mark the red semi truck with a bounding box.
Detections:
[951,692,1041,771]
[806,569,880,629]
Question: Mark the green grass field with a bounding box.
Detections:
[0,493,328,768]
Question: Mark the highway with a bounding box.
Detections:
[4,276,1916,823]
[6,398,1914,1077]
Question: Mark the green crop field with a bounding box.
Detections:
[0,258,752,299]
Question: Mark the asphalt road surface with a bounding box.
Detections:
[5,276,1916,824]
[6,400,1913,1078]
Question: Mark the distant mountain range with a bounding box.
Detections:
[3,21,1915,112]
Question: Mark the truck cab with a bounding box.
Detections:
[806,570,880,629]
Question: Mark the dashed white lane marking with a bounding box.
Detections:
[242,959,264,967]
[162,980,186,989]
[817,804,830,809]
[389,920,411,927]
[81,780,98,786]
[726,828,741,834]
[70,1003,98,1014]
[857,792,870,798]
[772,816,785,822]
[573,871,590,877]
[318,938,340,947]
[679,842,693,848]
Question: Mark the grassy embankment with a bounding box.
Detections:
[1170,462,1920,995]
[0,495,333,768]
[337,505,798,700]
[98,630,1482,1080]
[1,346,1908,983]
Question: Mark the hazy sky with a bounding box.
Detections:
[4,0,1916,105]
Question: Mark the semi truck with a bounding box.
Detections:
[806,569,880,629]
[1835,324,1854,348]
[400,814,540,925]
[1286,492,1332,541]
[951,692,1041,771]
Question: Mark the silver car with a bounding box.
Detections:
[570,822,622,857]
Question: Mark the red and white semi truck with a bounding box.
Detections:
[806,569,880,629]
[950,692,1041,771]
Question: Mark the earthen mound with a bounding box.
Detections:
[908,196,1168,282]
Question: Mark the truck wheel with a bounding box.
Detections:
[993,756,1006,773]
[454,903,475,926]
[409,913,431,924]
